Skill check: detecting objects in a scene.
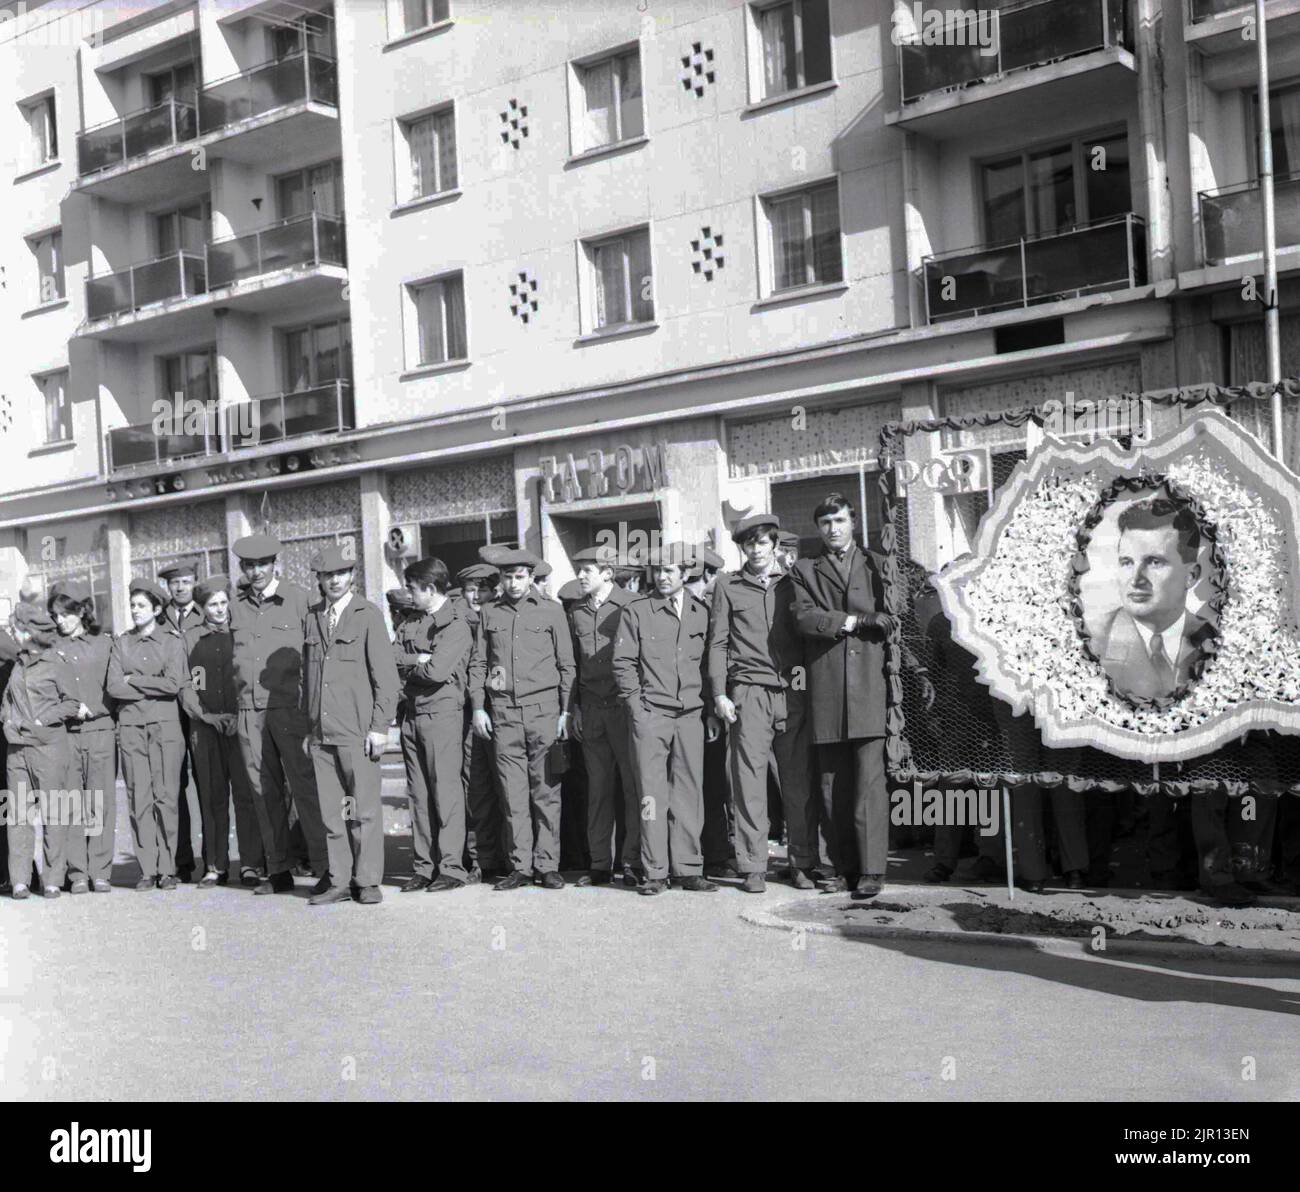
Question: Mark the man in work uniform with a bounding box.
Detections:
[302,545,399,904]
[613,542,721,896]
[567,545,638,887]
[395,556,475,893]
[454,562,505,879]
[229,532,325,895]
[468,548,575,891]
[709,514,816,893]
[159,559,205,881]
[790,493,893,900]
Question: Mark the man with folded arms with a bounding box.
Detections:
[709,514,816,893]
[613,542,721,896]
[301,545,399,905]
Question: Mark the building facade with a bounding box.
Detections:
[0,0,1292,629]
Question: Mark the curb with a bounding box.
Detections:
[739,894,1300,969]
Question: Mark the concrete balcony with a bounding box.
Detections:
[1200,174,1300,265]
[76,212,347,343]
[921,213,1147,323]
[106,411,221,473]
[73,50,339,203]
[1185,0,1300,54]
[225,380,355,450]
[888,0,1135,140]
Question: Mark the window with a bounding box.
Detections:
[154,201,211,256]
[410,274,467,366]
[402,0,449,35]
[39,371,71,444]
[754,0,831,100]
[160,349,218,409]
[270,13,332,59]
[575,47,643,153]
[401,106,457,201]
[585,228,654,330]
[981,132,1131,242]
[148,62,197,108]
[764,181,842,293]
[29,230,64,304]
[284,318,353,389]
[1253,83,1300,179]
[21,93,58,169]
[277,159,343,219]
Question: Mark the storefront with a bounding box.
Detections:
[128,501,227,586]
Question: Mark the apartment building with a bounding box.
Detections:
[0,0,1293,630]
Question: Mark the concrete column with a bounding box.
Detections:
[1135,0,1173,282]
[106,512,132,635]
[899,380,942,574]
[358,469,389,610]
[224,491,252,580]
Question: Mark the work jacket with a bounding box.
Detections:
[1,644,79,746]
[230,580,314,711]
[467,590,576,711]
[301,594,400,745]
[106,625,188,728]
[394,600,474,716]
[611,591,710,714]
[181,623,239,725]
[567,585,636,706]
[50,631,115,735]
[706,568,802,700]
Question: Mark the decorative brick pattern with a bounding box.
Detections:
[500,98,528,148]
[726,399,903,479]
[690,227,724,280]
[680,42,715,97]
[509,269,539,323]
[389,455,515,525]
[0,393,12,434]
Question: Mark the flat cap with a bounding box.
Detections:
[14,602,57,635]
[694,546,725,570]
[533,559,552,580]
[489,547,543,571]
[731,513,781,542]
[777,530,800,547]
[194,575,230,607]
[557,579,585,603]
[50,579,90,604]
[645,541,695,569]
[309,544,358,573]
[385,587,415,610]
[128,578,167,606]
[456,563,499,585]
[158,558,200,580]
[232,532,282,560]
[572,545,619,568]
[477,544,515,566]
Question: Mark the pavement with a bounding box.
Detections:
[2,775,1299,1101]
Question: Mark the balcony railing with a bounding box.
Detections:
[225,380,354,449]
[85,252,207,321]
[1200,173,1300,264]
[106,410,220,472]
[77,97,198,177]
[899,0,1129,104]
[76,49,337,179]
[198,50,338,134]
[922,213,1147,322]
[207,211,346,290]
[1188,0,1250,20]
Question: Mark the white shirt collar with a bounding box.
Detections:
[328,591,353,619]
[258,577,279,601]
[1131,611,1186,664]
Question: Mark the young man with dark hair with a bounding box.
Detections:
[790,493,893,900]
[396,556,475,893]
[159,559,204,883]
[709,514,816,893]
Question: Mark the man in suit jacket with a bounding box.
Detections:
[790,493,893,900]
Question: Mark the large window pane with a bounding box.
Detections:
[770,193,808,290]
[800,0,832,88]
[810,184,842,283]
[1028,144,1075,235]
[582,59,615,148]
[628,230,654,322]
[617,52,643,140]
[760,3,797,96]
[983,157,1027,243]
[1085,135,1131,221]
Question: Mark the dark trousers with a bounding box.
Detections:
[631,705,705,881]
[463,713,504,872]
[176,708,195,874]
[401,711,467,881]
[64,727,118,884]
[1011,786,1089,882]
[816,736,888,878]
[237,705,321,878]
[190,720,259,875]
[311,739,384,889]
[700,731,733,868]
[489,695,563,875]
[558,741,587,870]
[579,698,638,872]
[6,739,74,890]
[1147,791,1234,889]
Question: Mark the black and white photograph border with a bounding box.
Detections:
[0,0,1297,1138]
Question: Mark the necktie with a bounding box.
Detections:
[1148,633,1174,692]
[327,603,339,640]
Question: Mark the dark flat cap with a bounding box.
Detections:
[128,579,167,607]
[232,533,282,560]
[309,544,358,573]
[158,558,200,580]
[572,546,619,568]
[533,559,553,580]
[557,579,585,603]
[478,544,515,566]
[14,602,57,635]
[695,546,725,570]
[385,587,415,610]
[731,513,781,542]
[645,541,695,569]
[50,579,90,603]
[777,530,800,547]
[456,563,500,585]
[488,547,543,571]
[194,575,230,607]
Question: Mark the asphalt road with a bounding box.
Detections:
[2,777,1298,1101]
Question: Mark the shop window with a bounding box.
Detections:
[572,44,643,155]
[420,514,515,580]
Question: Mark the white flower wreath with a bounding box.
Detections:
[960,451,1300,736]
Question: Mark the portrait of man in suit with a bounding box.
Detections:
[1091,496,1213,702]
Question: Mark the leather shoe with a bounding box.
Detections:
[309,874,331,896]
[972,856,1002,882]
[240,867,262,886]
[788,868,815,890]
[401,875,431,893]
[1205,882,1256,909]
[69,880,90,895]
[852,874,883,899]
[1019,879,1046,894]
[576,869,612,887]
[1065,870,1086,890]
[705,863,739,880]
[464,867,482,885]
[740,872,766,894]
[12,884,31,900]
[43,885,62,899]
[678,875,718,893]
[638,878,669,896]
[157,875,178,890]
[538,871,565,890]
[819,875,849,894]
[133,876,155,891]
[308,885,352,905]
[254,871,295,895]
[493,871,528,891]
[924,863,953,884]
[92,879,112,893]
[622,868,645,888]
[355,886,383,905]
[427,875,466,892]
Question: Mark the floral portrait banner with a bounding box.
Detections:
[878,383,1300,796]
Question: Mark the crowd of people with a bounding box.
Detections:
[0,491,1291,908]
